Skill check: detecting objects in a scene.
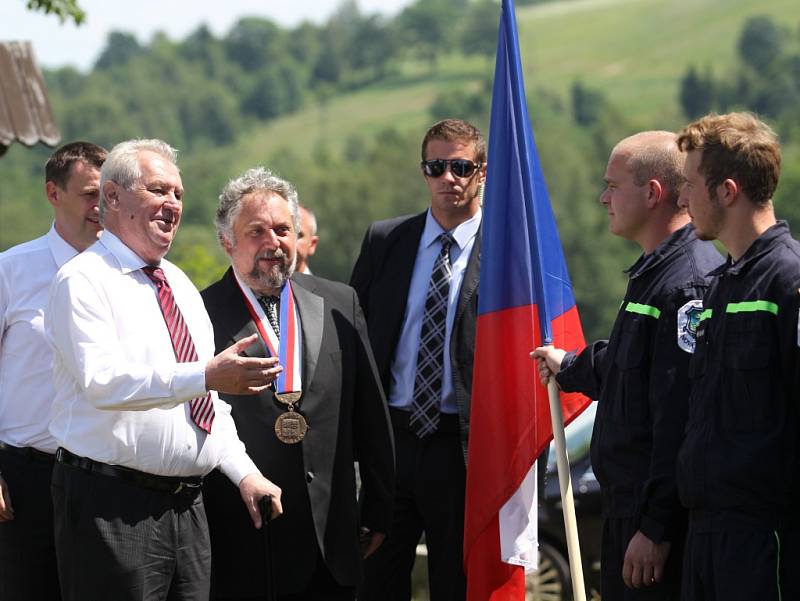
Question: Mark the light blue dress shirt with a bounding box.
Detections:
[388,208,482,414]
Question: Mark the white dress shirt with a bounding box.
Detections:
[46,230,258,484]
[388,208,481,413]
[0,225,77,452]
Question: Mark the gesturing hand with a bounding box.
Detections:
[205,333,282,395]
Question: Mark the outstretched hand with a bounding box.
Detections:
[205,333,282,395]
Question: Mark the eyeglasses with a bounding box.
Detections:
[420,159,482,178]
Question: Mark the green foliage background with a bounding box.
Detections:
[2,0,800,342]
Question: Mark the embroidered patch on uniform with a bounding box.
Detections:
[677,300,704,353]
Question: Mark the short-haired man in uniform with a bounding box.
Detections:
[675,112,798,601]
[0,141,107,601]
[534,131,722,600]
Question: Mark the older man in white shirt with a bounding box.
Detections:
[46,139,283,601]
[0,141,107,601]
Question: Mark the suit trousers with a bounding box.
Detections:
[215,549,355,601]
[0,445,60,601]
[360,411,465,601]
[51,461,211,601]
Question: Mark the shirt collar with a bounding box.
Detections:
[98,230,152,274]
[421,207,482,251]
[712,220,790,276]
[626,223,697,279]
[46,223,80,269]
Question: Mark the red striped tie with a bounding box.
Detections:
[143,265,214,434]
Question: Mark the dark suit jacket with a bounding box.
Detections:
[349,210,481,460]
[201,269,394,597]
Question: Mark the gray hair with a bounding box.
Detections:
[216,167,300,246]
[99,139,178,222]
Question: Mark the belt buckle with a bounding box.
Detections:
[173,480,200,495]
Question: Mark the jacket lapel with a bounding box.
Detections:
[454,221,482,324]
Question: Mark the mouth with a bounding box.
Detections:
[153,208,178,230]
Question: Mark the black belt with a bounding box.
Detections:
[55,447,203,496]
[389,407,460,435]
[0,441,55,463]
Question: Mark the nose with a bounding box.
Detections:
[599,189,609,206]
[441,166,457,183]
[263,229,280,249]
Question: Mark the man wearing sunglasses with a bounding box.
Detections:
[351,119,486,601]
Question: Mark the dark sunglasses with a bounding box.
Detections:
[421,158,482,178]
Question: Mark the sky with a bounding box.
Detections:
[0,0,413,71]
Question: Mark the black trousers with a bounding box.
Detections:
[52,461,211,601]
[0,445,60,601]
[215,551,355,601]
[360,413,465,601]
[600,516,682,601]
[681,521,782,601]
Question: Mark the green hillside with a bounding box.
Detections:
[224,0,799,162]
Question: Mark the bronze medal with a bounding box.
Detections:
[274,410,308,444]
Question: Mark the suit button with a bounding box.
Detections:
[306,471,314,483]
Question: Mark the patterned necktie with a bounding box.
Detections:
[259,296,280,337]
[410,232,455,438]
[142,265,215,434]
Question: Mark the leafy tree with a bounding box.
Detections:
[24,0,84,24]
[94,32,144,70]
[679,66,715,119]
[395,0,468,67]
[571,81,606,126]
[738,16,784,73]
[224,17,285,72]
[459,0,501,58]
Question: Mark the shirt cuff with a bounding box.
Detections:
[639,514,668,544]
[218,451,260,488]
[171,361,208,401]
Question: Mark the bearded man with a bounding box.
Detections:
[201,167,395,601]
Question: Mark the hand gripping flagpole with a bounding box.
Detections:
[546,374,587,601]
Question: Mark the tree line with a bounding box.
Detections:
[2,4,798,342]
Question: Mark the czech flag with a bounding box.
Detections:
[463,0,591,598]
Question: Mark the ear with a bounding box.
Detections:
[646,179,663,209]
[45,181,60,208]
[103,181,120,210]
[220,233,234,256]
[478,163,487,186]
[308,235,319,256]
[718,179,739,207]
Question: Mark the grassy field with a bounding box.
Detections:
[231,0,799,163]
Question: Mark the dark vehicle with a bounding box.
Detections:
[526,403,602,601]
[409,404,602,601]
